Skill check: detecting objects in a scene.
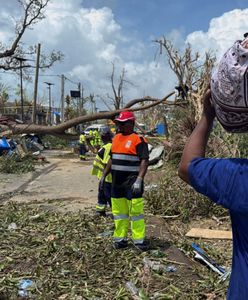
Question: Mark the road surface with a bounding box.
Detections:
[0,150,98,212]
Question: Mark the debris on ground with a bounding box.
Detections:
[192,243,228,276]
[145,184,158,191]
[148,145,164,165]
[0,203,230,299]
[0,134,55,174]
[18,279,35,298]
[7,222,17,231]
[148,159,164,170]
[0,155,36,174]
[125,281,149,300]
[186,228,232,240]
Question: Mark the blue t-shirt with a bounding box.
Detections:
[189,158,248,300]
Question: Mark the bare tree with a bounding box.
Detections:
[0,0,62,71]
[104,62,133,110]
[155,37,215,122]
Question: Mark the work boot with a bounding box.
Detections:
[114,240,128,249]
[106,212,114,219]
[134,241,150,252]
[95,211,106,217]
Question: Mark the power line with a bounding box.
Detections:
[0,71,60,77]
[0,71,80,84]
[64,76,78,85]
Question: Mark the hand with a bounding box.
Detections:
[131,177,143,196]
[202,89,215,120]
[99,176,105,191]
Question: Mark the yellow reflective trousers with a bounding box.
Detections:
[111,197,145,244]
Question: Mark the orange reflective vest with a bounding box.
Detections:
[111,133,147,173]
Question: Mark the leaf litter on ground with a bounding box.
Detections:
[0,203,230,299]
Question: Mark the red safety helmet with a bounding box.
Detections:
[115,111,135,122]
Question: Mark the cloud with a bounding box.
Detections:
[0,0,173,109]
[4,2,248,112]
[186,9,248,60]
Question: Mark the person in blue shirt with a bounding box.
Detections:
[178,89,248,300]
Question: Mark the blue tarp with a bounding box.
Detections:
[156,123,167,135]
[0,137,10,150]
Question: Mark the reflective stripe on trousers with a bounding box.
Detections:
[111,197,145,244]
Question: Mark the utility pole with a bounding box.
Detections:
[81,83,84,111]
[78,82,81,115]
[32,43,41,124]
[44,82,54,125]
[61,74,65,122]
[15,57,28,122]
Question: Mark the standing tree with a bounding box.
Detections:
[0,83,10,114]
[105,62,133,110]
[156,38,215,122]
[156,37,240,159]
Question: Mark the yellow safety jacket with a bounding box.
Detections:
[93,130,102,147]
[89,130,94,146]
[91,142,112,183]
[79,134,86,144]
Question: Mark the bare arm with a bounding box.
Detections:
[102,158,112,178]
[178,90,215,184]
[138,159,149,180]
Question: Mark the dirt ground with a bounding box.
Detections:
[0,150,99,212]
[0,150,200,265]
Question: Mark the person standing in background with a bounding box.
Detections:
[91,130,113,216]
[79,131,87,161]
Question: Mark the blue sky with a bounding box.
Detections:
[1,0,248,110]
[83,0,248,39]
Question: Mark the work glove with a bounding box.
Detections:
[99,176,105,191]
[131,177,143,196]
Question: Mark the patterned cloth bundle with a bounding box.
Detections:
[211,37,248,132]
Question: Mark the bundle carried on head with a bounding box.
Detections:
[211,34,248,132]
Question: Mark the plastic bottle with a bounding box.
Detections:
[143,257,163,272]
[18,279,34,298]
[125,281,139,296]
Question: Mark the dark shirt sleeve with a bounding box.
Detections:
[97,147,105,160]
[189,157,248,213]
[136,138,149,160]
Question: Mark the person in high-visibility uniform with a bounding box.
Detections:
[91,130,113,216]
[100,111,149,250]
[89,130,94,148]
[93,129,102,149]
[79,131,87,160]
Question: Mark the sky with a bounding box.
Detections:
[1,0,248,111]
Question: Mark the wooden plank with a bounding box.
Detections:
[186,228,232,240]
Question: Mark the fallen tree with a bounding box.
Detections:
[0,92,175,138]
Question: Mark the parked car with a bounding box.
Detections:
[84,124,110,135]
